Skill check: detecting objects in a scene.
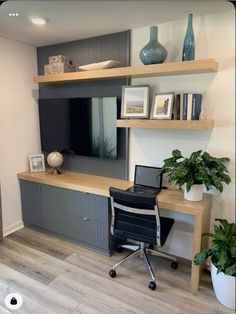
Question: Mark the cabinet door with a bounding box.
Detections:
[20,180,43,226]
[65,190,108,223]
[41,185,67,235]
[65,189,110,250]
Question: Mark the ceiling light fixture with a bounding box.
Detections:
[9,13,19,17]
[28,16,49,26]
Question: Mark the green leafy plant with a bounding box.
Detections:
[161,149,231,192]
[194,219,236,276]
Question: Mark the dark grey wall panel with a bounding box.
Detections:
[37,31,130,179]
[37,31,130,99]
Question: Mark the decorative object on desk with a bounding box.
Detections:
[194,219,236,310]
[44,54,75,75]
[161,150,231,201]
[139,26,167,65]
[150,92,175,119]
[78,60,120,71]
[29,154,45,173]
[182,13,195,61]
[47,151,63,175]
[121,85,149,118]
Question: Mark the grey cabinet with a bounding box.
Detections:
[19,180,112,255]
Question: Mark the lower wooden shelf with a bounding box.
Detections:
[116,119,214,129]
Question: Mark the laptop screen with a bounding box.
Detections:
[134,165,162,189]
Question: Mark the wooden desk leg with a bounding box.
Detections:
[191,212,203,293]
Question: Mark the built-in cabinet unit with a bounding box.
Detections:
[20,180,112,255]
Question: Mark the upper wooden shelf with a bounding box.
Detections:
[33,58,218,84]
[116,119,214,130]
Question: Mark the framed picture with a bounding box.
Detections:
[29,154,45,172]
[121,86,149,118]
[150,92,175,119]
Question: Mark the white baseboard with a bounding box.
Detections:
[3,220,24,237]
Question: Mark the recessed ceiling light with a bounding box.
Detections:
[9,13,19,17]
[28,16,49,26]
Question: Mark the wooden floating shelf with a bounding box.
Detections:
[33,58,218,84]
[116,119,214,130]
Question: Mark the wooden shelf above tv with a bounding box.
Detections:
[116,119,214,130]
[33,58,218,84]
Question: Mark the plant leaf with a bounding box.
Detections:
[225,263,236,276]
[194,248,209,265]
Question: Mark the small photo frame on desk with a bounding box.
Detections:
[29,154,45,172]
[150,92,175,119]
[121,85,149,118]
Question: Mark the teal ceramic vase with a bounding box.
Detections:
[139,26,167,65]
[182,14,195,61]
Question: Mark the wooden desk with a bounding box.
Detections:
[18,170,211,292]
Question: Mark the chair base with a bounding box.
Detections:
[109,242,178,290]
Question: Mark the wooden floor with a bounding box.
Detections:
[0,227,233,314]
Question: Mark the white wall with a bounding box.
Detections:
[0,37,40,236]
[130,9,235,259]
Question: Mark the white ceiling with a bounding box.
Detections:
[0,0,233,47]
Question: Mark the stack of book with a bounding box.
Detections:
[172,93,202,120]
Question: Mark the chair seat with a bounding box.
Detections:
[114,211,174,246]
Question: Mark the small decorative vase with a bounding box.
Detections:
[139,26,167,65]
[184,184,203,201]
[182,13,195,61]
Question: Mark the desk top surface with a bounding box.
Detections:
[18,170,211,215]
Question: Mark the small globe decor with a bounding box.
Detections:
[47,151,63,175]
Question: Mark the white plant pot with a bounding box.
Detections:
[184,184,203,201]
[211,262,236,310]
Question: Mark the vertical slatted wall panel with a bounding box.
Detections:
[37,31,130,179]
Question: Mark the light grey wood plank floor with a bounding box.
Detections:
[0,227,233,314]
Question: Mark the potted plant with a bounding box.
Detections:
[161,149,231,201]
[194,219,236,309]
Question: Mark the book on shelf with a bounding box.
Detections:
[172,94,180,120]
[191,94,202,120]
[183,93,188,120]
[173,93,202,120]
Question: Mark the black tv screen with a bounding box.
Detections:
[38,97,117,159]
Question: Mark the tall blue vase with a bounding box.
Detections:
[182,14,195,61]
[139,26,167,65]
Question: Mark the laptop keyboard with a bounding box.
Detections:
[127,186,160,195]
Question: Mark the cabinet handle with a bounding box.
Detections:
[82,217,90,221]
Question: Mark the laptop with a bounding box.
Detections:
[126,165,162,195]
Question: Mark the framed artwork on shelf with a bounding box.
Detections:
[121,85,149,118]
[29,154,45,172]
[150,92,175,119]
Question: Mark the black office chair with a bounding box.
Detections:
[108,187,178,290]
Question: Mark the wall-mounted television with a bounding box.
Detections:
[38,97,118,159]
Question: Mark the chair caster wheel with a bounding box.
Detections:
[148,281,156,290]
[116,246,123,253]
[171,261,178,270]
[109,269,116,278]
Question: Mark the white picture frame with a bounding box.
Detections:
[151,92,175,119]
[29,154,45,172]
[121,85,149,118]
